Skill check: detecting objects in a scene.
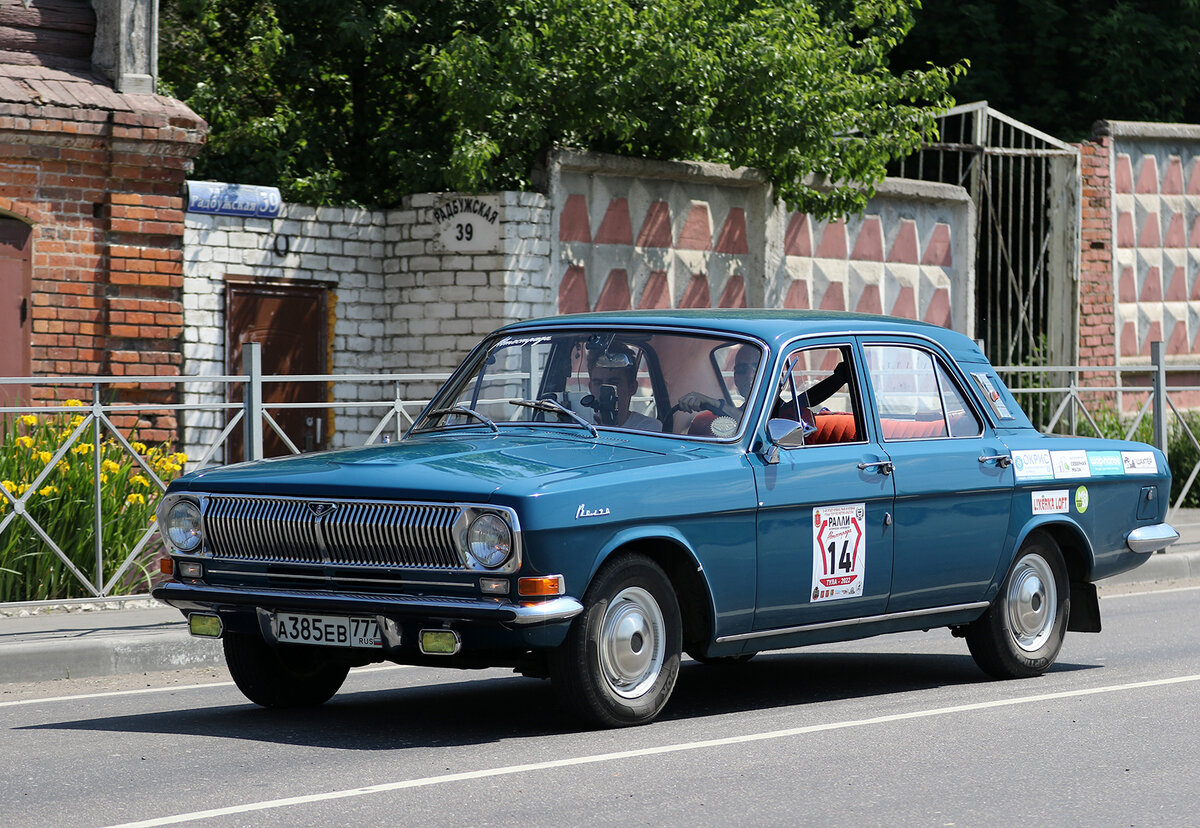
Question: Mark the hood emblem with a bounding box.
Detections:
[307,502,337,517]
[575,503,611,520]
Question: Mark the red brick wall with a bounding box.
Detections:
[0,101,204,442]
[1077,135,1115,368]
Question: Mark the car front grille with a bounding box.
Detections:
[202,495,464,569]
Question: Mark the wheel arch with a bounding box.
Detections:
[1015,516,1095,584]
[594,528,715,656]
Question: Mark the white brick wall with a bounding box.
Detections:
[181,191,551,460]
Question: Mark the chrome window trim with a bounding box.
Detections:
[768,339,869,450]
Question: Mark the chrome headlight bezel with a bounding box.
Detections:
[455,507,520,573]
[465,512,514,569]
[158,495,204,554]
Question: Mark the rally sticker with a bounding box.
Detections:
[1122,451,1158,475]
[1086,451,1125,477]
[1051,450,1090,479]
[812,503,866,603]
[1032,490,1070,514]
[1011,449,1054,481]
[1075,486,1089,513]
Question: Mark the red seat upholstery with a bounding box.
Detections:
[809,412,858,444]
[880,418,947,439]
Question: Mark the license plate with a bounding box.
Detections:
[274,613,381,648]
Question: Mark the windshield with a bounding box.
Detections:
[416,328,765,439]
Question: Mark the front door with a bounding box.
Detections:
[0,218,32,407]
[752,342,895,631]
[226,280,329,461]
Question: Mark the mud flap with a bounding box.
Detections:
[1067,581,1101,633]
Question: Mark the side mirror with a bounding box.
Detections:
[762,418,810,464]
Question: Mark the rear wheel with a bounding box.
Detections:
[551,555,682,727]
[966,532,1070,679]
[223,631,349,708]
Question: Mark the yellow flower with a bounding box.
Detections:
[126,493,146,506]
[1,479,16,492]
[100,473,108,484]
[70,415,85,428]
[38,485,58,497]
[16,435,33,449]
[56,460,70,474]
[173,452,188,464]
[65,399,83,407]
[131,441,148,454]
[37,451,52,465]
[71,443,93,455]
[131,474,150,488]
[15,482,30,496]
[101,459,121,474]
[20,414,38,427]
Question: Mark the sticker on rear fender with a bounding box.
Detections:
[812,503,866,602]
[1032,490,1070,514]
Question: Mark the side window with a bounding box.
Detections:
[864,344,982,440]
[776,345,861,445]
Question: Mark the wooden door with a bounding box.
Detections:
[0,218,32,408]
[225,280,329,461]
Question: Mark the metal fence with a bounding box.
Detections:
[1,342,1195,605]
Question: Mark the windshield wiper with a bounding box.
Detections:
[509,398,599,438]
[428,406,499,433]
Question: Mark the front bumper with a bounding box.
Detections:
[152,581,584,626]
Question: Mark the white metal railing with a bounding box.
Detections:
[1,341,1194,606]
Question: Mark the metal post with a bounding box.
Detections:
[92,383,103,592]
[243,342,264,461]
[1152,341,1167,454]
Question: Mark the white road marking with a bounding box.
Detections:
[0,664,407,709]
[1100,583,1200,599]
[103,672,1200,828]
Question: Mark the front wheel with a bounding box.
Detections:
[551,555,682,727]
[966,531,1070,679]
[223,632,349,708]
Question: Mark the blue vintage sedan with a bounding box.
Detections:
[154,310,1178,726]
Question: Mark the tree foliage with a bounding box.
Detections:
[161,0,961,215]
[891,0,1200,140]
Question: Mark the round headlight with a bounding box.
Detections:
[466,513,512,569]
[164,499,203,552]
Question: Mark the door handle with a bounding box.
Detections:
[978,454,1012,468]
[857,460,894,475]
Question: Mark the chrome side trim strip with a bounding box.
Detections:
[1126,523,1180,554]
[716,601,991,644]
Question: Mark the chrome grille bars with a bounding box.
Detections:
[203,495,463,569]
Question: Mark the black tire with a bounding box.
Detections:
[223,631,349,708]
[966,531,1070,679]
[551,555,682,727]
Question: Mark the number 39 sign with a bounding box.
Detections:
[811,503,866,602]
[433,195,501,253]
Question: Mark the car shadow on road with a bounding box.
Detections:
[22,649,1098,749]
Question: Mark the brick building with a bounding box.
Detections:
[0,0,205,440]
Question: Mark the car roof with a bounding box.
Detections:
[501,309,989,364]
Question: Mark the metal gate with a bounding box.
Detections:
[891,102,1081,369]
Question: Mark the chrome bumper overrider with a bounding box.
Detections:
[1126,523,1180,554]
[152,582,583,626]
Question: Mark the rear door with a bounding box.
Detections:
[861,340,1014,612]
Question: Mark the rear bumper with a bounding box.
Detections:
[152,581,584,626]
[1126,523,1180,554]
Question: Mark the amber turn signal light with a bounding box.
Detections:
[517,575,564,597]
[159,557,174,576]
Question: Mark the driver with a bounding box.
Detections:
[586,344,663,432]
[677,344,760,421]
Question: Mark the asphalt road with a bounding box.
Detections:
[3,580,1198,828]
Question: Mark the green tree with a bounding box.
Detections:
[161,0,962,216]
[891,0,1200,140]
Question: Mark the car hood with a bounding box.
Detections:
[170,431,675,501]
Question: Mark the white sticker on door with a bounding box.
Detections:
[812,503,866,602]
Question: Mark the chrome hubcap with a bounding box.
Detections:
[598,586,665,699]
[1006,553,1057,652]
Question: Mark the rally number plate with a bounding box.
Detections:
[274,613,381,648]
